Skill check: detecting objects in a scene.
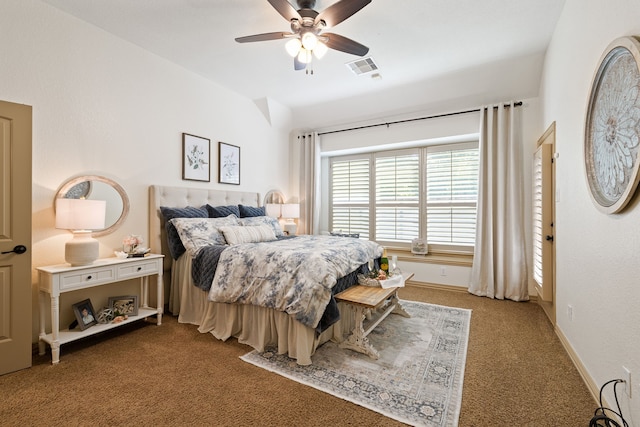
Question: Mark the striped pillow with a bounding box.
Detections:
[219,225,277,245]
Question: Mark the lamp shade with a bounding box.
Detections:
[56,198,106,230]
[265,203,281,218]
[281,203,300,219]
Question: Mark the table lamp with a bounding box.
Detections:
[265,203,281,219]
[281,203,300,236]
[55,198,106,266]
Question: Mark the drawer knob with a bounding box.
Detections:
[87,275,92,280]
[137,267,142,271]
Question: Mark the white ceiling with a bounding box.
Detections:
[40,0,566,129]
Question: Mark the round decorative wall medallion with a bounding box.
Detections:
[585,36,640,214]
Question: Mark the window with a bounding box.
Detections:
[329,142,479,252]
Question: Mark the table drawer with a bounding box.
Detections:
[117,260,159,280]
[59,267,116,291]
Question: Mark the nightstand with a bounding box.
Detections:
[37,254,164,364]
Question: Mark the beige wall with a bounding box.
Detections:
[540,0,640,419]
[1,1,293,340]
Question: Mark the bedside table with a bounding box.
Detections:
[37,254,164,364]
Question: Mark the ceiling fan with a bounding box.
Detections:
[235,0,372,72]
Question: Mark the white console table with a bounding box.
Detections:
[37,254,164,364]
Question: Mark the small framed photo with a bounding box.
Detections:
[218,141,240,185]
[108,295,139,317]
[182,133,210,182]
[72,299,98,331]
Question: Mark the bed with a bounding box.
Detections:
[148,185,382,365]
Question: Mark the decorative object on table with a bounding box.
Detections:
[96,307,115,324]
[72,298,98,331]
[241,300,471,427]
[411,237,428,255]
[585,36,640,214]
[379,248,389,274]
[218,141,240,185]
[108,295,139,317]
[114,251,128,259]
[280,203,299,235]
[182,133,210,182]
[122,234,149,257]
[55,198,106,266]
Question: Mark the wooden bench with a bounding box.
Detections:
[335,273,413,359]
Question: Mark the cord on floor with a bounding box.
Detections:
[589,379,629,427]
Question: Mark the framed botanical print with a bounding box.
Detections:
[182,133,210,182]
[584,36,640,214]
[218,141,240,185]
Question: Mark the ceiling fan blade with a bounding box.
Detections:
[323,33,369,56]
[235,32,292,43]
[316,0,371,28]
[268,0,301,22]
[294,57,306,71]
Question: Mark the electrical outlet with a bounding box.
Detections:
[622,366,632,398]
[440,267,446,276]
[567,304,573,321]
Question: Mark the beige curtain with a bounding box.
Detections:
[298,132,320,235]
[468,103,529,301]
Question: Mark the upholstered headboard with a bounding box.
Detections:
[148,185,260,296]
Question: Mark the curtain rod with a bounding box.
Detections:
[317,101,523,136]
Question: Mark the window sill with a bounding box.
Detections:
[385,247,473,268]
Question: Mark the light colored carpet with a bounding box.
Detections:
[241,300,471,427]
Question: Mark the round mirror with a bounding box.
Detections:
[263,190,285,205]
[55,175,130,237]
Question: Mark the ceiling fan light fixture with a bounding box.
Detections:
[285,38,302,57]
[301,32,318,50]
[313,41,328,59]
[297,48,312,64]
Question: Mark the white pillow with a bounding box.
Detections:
[169,215,239,256]
[219,224,277,245]
[238,215,284,237]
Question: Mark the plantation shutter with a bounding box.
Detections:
[375,150,420,242]
[533,142,554,302]
[330,157,370,239]
[425,143,478,246]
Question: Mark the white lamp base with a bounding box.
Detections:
[283,221,297,236]
[65,231,99,266]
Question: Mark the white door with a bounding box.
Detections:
[0,100,32,375]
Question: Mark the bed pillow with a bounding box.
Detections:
[218,224,277,245]
[238,215,284,237]
[330,231,360,238]
[238,204,265,218]
[160,205,209,259]
[169,215,240,257]
[206,204,241,218]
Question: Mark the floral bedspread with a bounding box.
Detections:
[207,235,383,329]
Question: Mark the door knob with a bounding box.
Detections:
[2,245,27,254]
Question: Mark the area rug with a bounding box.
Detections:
[240,300,471,427]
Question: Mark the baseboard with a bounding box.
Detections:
[554,326,600,405]
[406,279,538,301]
[405,280,469,293]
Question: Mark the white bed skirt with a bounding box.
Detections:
[168,255,354,365]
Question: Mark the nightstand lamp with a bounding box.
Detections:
[265,203,281,218]
[55,198,106,266]
[281,203,300,236]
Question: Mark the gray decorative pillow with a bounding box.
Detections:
[160,205,208,259]
[206,204,240,218]
[169,215,240,257]
[238,204,266,217]
[239,216,284,237]
[218,225,277,245]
